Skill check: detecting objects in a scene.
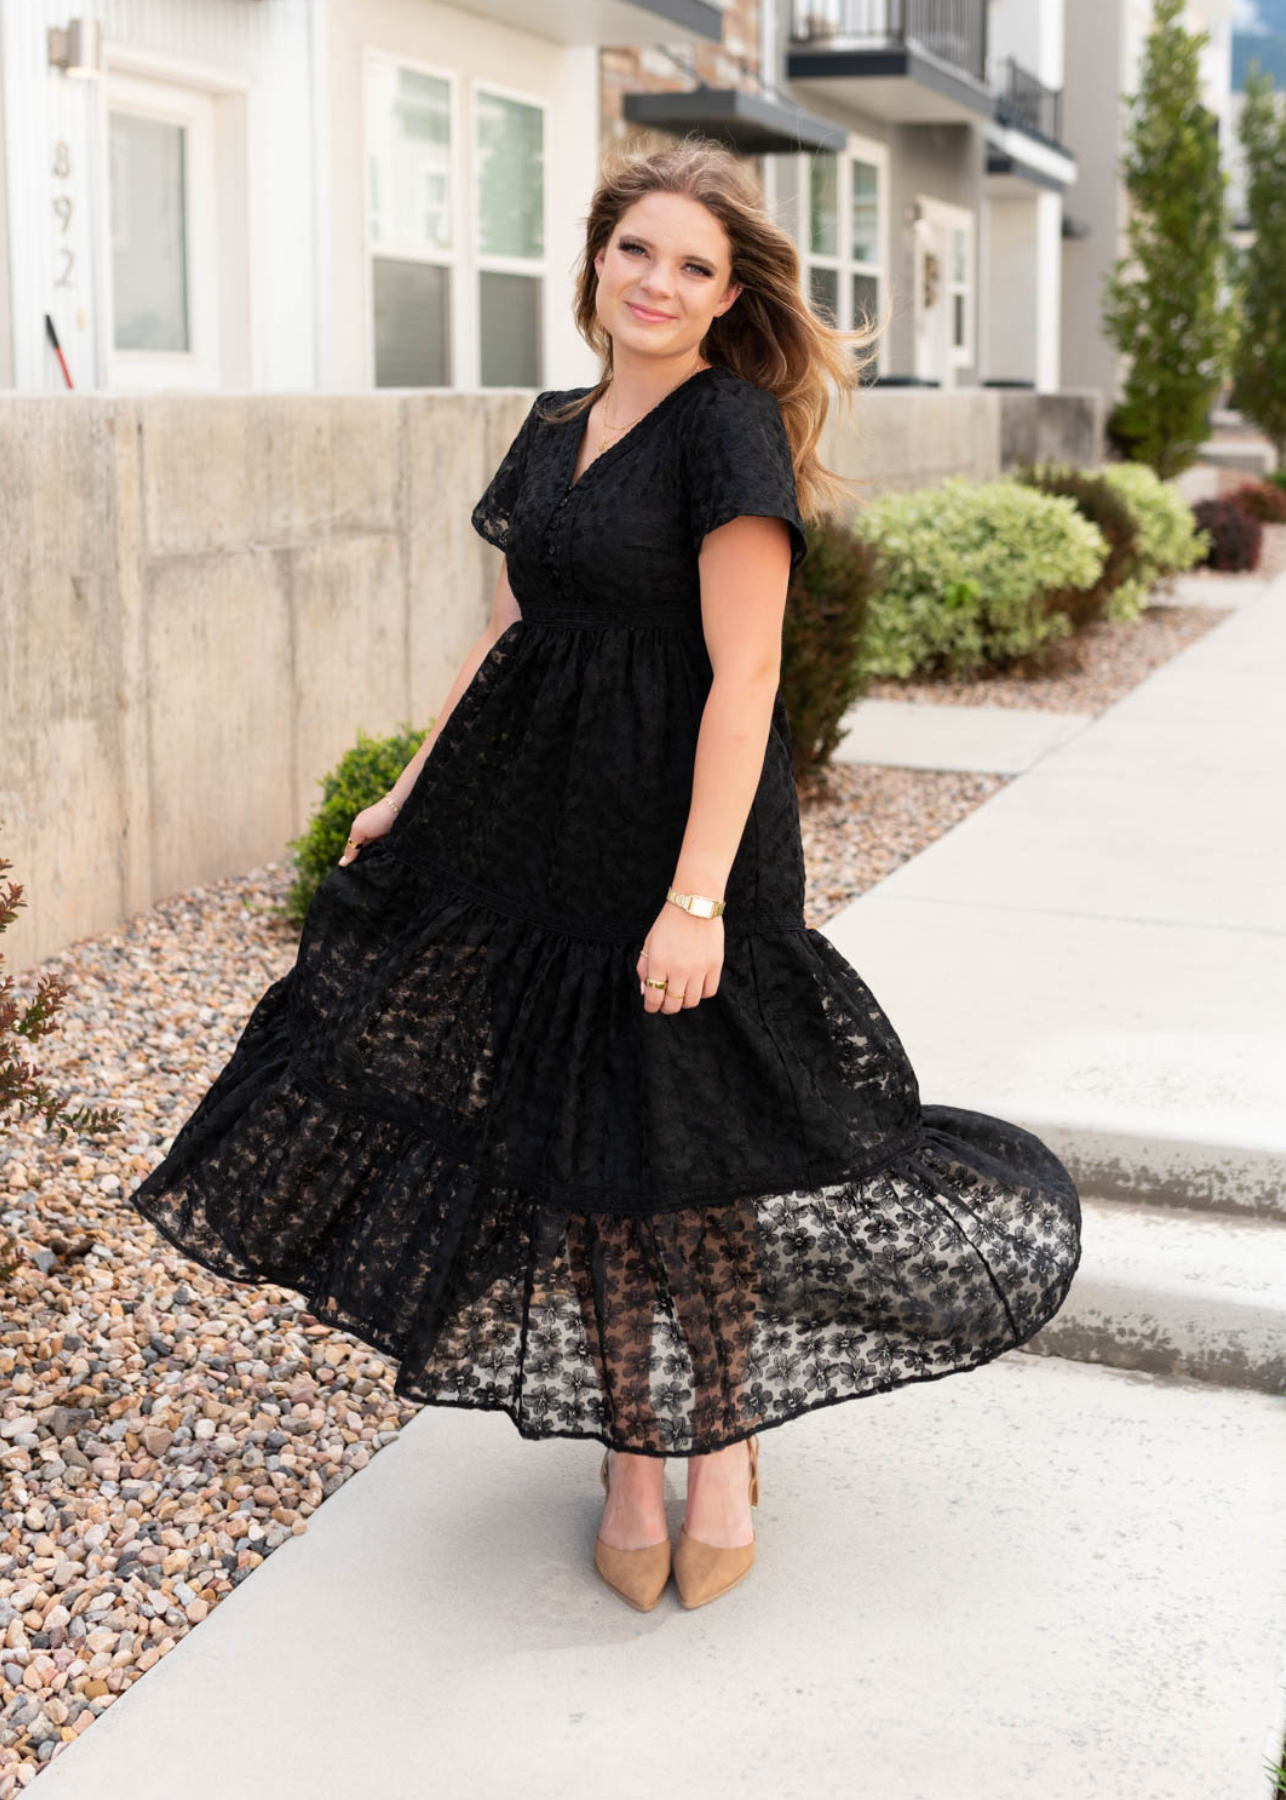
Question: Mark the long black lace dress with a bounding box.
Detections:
[129,363,1082,1456]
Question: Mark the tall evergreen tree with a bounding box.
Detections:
[1233,65,1286,464]
[1102,0,1234,478]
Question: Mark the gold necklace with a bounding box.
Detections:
[597,359,710,452]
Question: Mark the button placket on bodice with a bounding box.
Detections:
[540,483,577,592]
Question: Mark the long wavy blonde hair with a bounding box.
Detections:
[542,134,886,526]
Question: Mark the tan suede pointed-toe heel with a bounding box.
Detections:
[673,1434,760,1610]
[593,1449,672,1612]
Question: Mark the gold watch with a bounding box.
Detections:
[666,886,725,919]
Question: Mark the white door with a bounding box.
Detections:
[912,213,950,386]
[103,71,219,390]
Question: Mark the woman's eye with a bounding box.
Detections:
[620,242,711,277]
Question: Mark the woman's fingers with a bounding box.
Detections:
[637,942,722,1012]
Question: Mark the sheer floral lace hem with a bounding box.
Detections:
[129,1165,1083,1460]
[128,1004,1083,1456]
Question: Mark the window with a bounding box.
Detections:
[366,58,453,387]
[473,86,545,388]
[364,56,547,387]
[802,145,886,358]
[109,113,189,351]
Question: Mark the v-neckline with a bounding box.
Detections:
[565,363,721,494]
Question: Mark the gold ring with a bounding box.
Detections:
[643,976,667,990]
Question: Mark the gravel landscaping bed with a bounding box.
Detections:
[0,873,417,1788]
[865,600,1232,714]
[800,767,1006,925]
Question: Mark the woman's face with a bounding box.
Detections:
[593,191,741,363]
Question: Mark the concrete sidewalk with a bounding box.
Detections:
[29,1358,1286,1800]
[29,582,1286,1800]
[828,580,1286,1215]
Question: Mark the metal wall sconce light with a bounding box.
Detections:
[47,18,103,79]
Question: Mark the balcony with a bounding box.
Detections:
[992,56,1062,147]
[461,0,723,47]
[985,55,1076,193]
[787,0,995,125]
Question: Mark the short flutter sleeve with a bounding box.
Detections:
[684,377,808,575]
[471,393,546,552]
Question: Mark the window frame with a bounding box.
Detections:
[468,73,549,390]
[362,46,459,389]
[798,135,889,373]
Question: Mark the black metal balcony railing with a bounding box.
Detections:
[790,0,988,87]
[992,55,1063,145]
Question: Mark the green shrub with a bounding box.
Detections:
[1013,462,1143,629]
[1268,468,1286,497]
[284,723,429,926]
[1096,462,1209,614]
[853,478,1106,679]
[779,516,883,782]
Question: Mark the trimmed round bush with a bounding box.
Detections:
[1227,479,1286,524]
[1013,462,1143,629]
[1192,497,1263,570]
[1096,463,1208,613]
[284,722,429,927]
[854,477,1106,679]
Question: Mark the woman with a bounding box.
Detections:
[130,141,1082,1615]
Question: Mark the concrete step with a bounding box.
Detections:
[1025,1195,1286,1394]
[1164,570,1273,609]
[1197,439,1277,475]
[833,696,1094,775]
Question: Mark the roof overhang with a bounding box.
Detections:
[785,42,995,126]
[461,0,722,46]
[985,121,1077,195]
[622,85,847,154]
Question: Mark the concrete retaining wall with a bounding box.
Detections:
[0,387,1103,975]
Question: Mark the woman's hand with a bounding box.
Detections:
[636,902,724,1014]
[337,797,399,866]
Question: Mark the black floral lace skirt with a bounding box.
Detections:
[129,836,1083,1457]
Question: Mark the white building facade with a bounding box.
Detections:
[777,0,1077,391]
[0,0,723,396]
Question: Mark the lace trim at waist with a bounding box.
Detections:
[516,606,702,629]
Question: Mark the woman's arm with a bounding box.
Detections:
[389,561,523,803]
[338,561,522,865]
[635,513,793,1011]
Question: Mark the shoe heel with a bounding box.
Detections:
[594,1448,672,1613]
[673,1435,761,1610]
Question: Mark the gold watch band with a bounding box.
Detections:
[666,886,725,919]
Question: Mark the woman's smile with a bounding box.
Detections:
[627,299,675,323]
